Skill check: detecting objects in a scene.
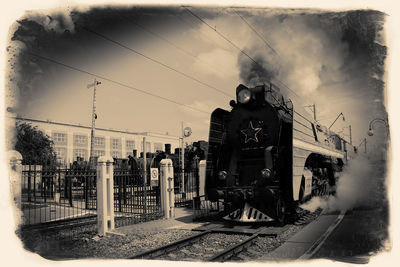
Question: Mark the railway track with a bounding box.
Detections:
[130,229,273,262]
[130,207,323,262]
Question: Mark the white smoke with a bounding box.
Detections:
[238,12,349,97]
[301,155,386,213]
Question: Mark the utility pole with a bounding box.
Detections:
[181,121,185,193]
[349,125,352,145]
[304,104,316,121]
[359,138,367,154]
[312,104,316,121]
[364,138,367,153]
[88,79,101,165]
[143,137,147,214]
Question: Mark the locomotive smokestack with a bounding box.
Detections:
[165,144,171,154]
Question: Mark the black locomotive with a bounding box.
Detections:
[205,84,356,223]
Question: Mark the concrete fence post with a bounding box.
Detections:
[96,156,114,236]
[7,151,23,211]
[198,160,206,197]
[160,159,175,219]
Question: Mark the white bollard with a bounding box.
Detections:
[198,160,206,197]
[96,156,114,236]
[160,159,175,219]
[7,151,23,210]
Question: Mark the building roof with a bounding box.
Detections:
[14,117,180,140]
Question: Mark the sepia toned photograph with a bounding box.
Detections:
[2,0,394,265]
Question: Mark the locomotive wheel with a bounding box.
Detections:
[275,197,286,224]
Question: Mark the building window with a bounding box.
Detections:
[126,151,133,157]
[154,142,163,152]
[111,151,121,158]
[94,136,105,147]
[54,147,66,162]
[74,134,88,146]
[73,149,87,161]
[52,132,67,145]
[93,150,105,157]
[111,138,121,150]
[126,140,135,150]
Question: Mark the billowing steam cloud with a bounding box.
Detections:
[300,155,386,213]
[238,13,349,96]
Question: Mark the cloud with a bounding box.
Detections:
[180,99,223,119]
[190,48,239,79]
[237,13,350,96]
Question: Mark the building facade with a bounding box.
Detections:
[15,117,180,164]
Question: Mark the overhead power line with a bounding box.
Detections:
[126,17,232,78]
[183,7,260,69]
[26,52,210,115]
[183,6,300,99]
[232,9,279,56]
[82,26,233,98]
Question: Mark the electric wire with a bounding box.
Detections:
[183,6,301,99]
[232,9,279,56]
[183,6,261,69]
[82,26,233,98]
[126,17,233,77]
[26,51,210,115]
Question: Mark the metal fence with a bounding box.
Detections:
[174,168,199,207]
[21,165,163,228]
[21,165,97,226]
[113,169,163,227]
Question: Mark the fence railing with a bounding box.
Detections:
[21,166,165,227]
[19,163,200,229]
[174,168,199,207]
[21,165,97,226]
[113,169,162,227]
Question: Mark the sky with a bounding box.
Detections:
[3,1,391,154]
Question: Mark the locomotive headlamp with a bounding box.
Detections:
[261,168,272,179]
[218,171,227,180]
[238,89,251,104]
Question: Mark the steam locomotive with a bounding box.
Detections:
[205,83,356,223]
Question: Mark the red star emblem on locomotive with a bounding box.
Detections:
[240,121,262,143]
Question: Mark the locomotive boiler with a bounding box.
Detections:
[205,83,353,223]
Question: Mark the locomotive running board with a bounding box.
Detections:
[223,202,275,222]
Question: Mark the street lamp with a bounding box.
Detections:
[328,112,345,130]
[367,118,389,136]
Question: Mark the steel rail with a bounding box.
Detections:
[130,230,211,259]
[208,233,260,262]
